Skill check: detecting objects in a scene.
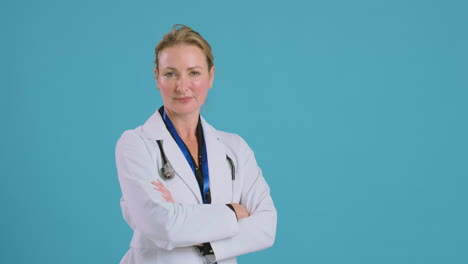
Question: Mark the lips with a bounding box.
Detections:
[174,96,193,102]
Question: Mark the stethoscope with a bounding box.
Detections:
[156,140,236,181]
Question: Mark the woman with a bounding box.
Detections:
[115,24,277,264]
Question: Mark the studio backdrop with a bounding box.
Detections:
[1,0,467,263]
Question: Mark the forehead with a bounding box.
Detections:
[158,44,207,69]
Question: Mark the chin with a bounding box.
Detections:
[166,103,201,117]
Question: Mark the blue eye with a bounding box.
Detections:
[190,71,200,77]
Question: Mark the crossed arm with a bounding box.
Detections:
[152,179,250,220]
[152,179,250,254]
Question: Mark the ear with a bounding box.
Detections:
[208,66,215,90]
[154,67,159,80]
[154,67,160,90]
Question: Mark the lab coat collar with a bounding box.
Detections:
[140,109,220,141]
[140,109,170,140]
[139,109,231,204]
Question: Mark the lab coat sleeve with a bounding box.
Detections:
[210,139,277,261]
[116,130,240,250]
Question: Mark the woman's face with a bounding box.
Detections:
[155,44,214,118]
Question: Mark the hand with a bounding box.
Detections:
[151,181,202,247]
[229,203,250,220]
[151,180,174,203]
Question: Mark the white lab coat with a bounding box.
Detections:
[115,109,277,264]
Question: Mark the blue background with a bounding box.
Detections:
[1,0,467,263]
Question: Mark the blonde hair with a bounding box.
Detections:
[154,24,214,70]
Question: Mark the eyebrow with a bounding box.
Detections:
[163,66,203,71]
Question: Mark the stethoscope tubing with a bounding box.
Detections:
[156,140,235,181]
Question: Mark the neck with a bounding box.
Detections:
[164,107,199,140]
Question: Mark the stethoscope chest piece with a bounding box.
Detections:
[157,140,176,180]
[161,161,175,180]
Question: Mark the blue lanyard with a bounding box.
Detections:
[161,108,211,204]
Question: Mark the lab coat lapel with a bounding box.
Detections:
[202,119,233,204]
[141,110,203,203]
[162,137,203,203]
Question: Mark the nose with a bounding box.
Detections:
[176,75,190,93]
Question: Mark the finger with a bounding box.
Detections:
[159,190,171,196]
[154,189,173,201]
[154,187,168,194]
[153,184,173,196]
[152,183,166,189]
[161,191,173,198]
[153,187,167,193]
[162,194,174,203]
[152,181,164,187]
[154,187,171,196]
[158,187,172,195]
[152,179,165,185]
[158,186,171,194]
